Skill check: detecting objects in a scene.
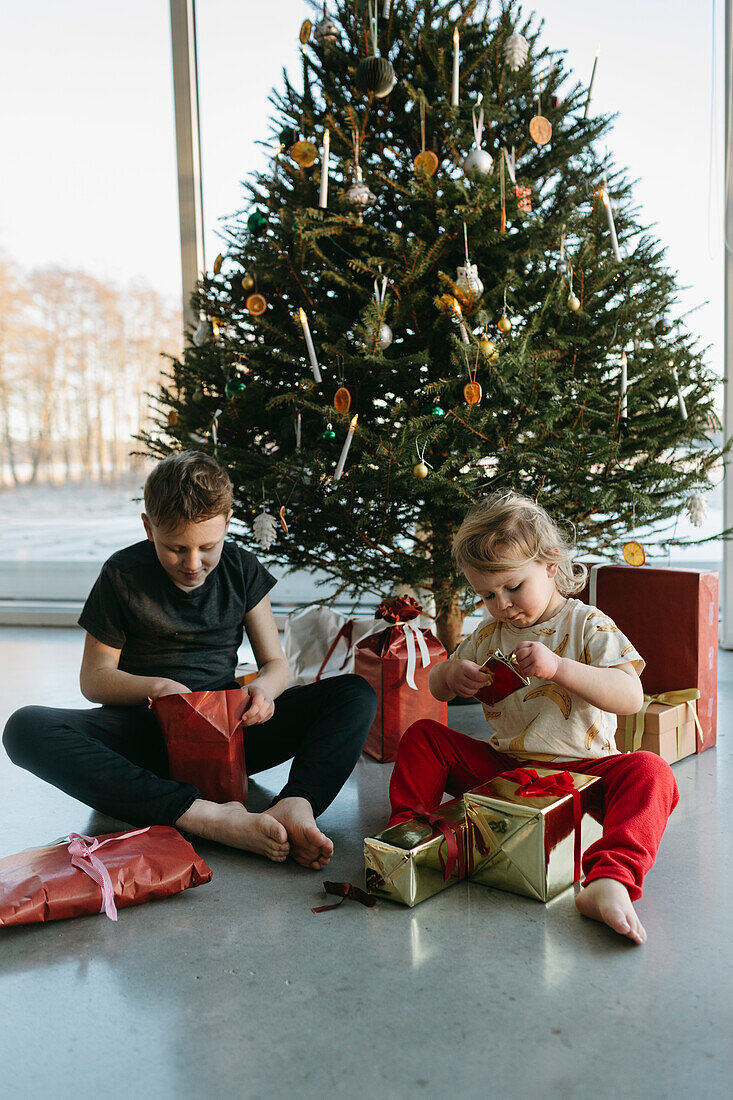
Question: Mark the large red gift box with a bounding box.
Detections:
[577,564,718,753]
[0,826,212,927]
[355,596,447,762]
[151,688,250,802]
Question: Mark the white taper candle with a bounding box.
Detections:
[334,414,358,480]
[584,49,599,119]
[298,308,321,382]
[451,27,460,106]
[601,186,622,262]
[319,128,330,209]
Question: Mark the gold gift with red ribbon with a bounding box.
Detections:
[616,689,702,763]
[364,797,468,907]
[466,768,603,902]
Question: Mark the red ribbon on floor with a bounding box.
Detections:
[311,881,377,913]
[412,805,466,882]
[500,768,582,882]
[315,621,355,680]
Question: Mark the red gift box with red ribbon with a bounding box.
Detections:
[578,564,718,753]
[465,768,604,901]
[354,596,447,762]
[0,826,212,927]
[151,688,250,804]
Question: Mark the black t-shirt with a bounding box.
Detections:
[78,540,277,691]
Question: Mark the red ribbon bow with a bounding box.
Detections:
[311,880,377,914]
[500,768,582,882]
[412,805,466,883]
[375,594,422,625]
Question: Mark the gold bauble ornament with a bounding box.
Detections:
[241,273,255,291]
[413,462,429,479]
[479,337,499,362]
[498,315,512,334]
[567,293,580,312]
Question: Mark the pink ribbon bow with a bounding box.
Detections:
[67,828,150,922]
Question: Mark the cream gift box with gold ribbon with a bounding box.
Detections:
[615,690,702,764]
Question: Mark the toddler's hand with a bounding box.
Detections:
[446,659,493,698]
[514,641,560,681]
[241,683,275,726]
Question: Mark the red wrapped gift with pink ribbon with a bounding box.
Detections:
[151,688,250,803]
[0,826,212,927]
[354,595,447,762]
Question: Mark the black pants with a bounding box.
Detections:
[2,675,377,826]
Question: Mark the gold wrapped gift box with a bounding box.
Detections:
[616,690,701,764]
[364,798,468,908]
[465,768,604,902]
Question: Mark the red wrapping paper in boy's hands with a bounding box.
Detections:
[0,825,212,927]
[151,688,251,804]
[474,651,531,706]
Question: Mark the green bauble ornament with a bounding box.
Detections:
[247,210,268,235]
[430,404,445,418]
[225,377,247,400]
[322,423,336,441]
[279,126,298,150]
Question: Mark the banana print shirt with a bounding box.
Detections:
[450,597,645,761]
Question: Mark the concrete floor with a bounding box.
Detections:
[0,627,731,1100]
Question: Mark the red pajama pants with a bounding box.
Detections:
[388,720,680,901]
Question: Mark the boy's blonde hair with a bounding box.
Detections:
[452,490,587,596]
[144,451,234,530]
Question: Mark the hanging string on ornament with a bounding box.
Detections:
[455,222,483,304]
[333,357,351,414]
[498,288,512,334]
[504,32,529,71]
[515,185,532,213]
[566,266,580,312]
[295,412,302,451]
[503,145,517,186]
[355,2,395,98]
[372,270,393,350]
[463,349,483,405]
[556,225,569,278]
[669,360,688,420]
[414,100,439,176]
[499,154,507,233]
[211,408,223,457]
[618,351,629,438]
[413,437,433,480]
[529,71,552,145]
[451,298,470,344]
[463,93,493,178]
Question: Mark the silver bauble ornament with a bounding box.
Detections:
[377,322,393,350]
[314,11,340,46]
[463,147,494,179]
[504,32,529,71]
[192,319,211,347]
[346,165,376,210]
[355,55,396,98]
[455,262,484,300]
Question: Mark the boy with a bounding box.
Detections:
[3,452,376,870]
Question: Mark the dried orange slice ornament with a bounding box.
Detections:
[463,380,482,405]
[334,386,351,414]
[622,541,646,567]
[245,292,267,317]
[414,150,439,176]
[289,140,318,168]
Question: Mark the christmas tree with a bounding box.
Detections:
[144,0,726,653]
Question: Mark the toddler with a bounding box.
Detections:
[388,491,679,944]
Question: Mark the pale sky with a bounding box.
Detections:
[0,0,724,379]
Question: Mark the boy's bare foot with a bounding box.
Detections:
[267,796,334,870]
[575,878,647,945]
[176,799,289,862]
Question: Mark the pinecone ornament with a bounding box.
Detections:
[685,495,708,527]
[504,33,529,71]
[253,509,278,549]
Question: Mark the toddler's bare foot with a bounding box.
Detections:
[267,796,334,870]
[176,799,289,862]
[575,878,647,945]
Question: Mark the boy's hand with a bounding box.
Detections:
[445,659,492,698]
[241,683,275,726]
[149,678,191,699]
[514,641,560,681]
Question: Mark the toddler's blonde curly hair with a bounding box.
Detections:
[452,490,587,596]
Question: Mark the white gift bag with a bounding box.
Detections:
[283,606,382,687]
